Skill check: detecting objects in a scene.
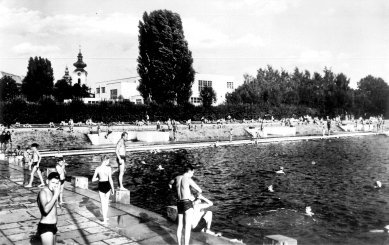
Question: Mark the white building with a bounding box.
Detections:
[93,77,144,104]
[190,74,242,106]
[89,73,241,105]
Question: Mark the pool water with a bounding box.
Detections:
[40,135,389,244]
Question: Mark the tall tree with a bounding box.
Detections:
[357,75,389,115]
[53,79,72,102]
[0,76,20,101]
[72,83,90,99]
[200,86,217,108]
[137,10,195,105]
[22,57,54,102]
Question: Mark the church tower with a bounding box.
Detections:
[72,48,88,87]
[62,66,72,85]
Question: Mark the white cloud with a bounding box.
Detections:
[298,49,333,64]
[209,0,302,15]
[184,18,265,49]
[12,42,60,55]
[0,5,138,38]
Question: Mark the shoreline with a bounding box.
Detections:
[9,120,388,152]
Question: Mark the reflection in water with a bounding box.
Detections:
[39,135,389,245]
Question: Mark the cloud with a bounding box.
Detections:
[12,42,60,55]
[184,18,265,49]
[209,0,302,15]
[0,5,139,38]
[298,49,333,64]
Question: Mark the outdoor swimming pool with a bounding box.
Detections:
[41,135,389,244]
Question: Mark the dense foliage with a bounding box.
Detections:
[199,86,217,108]
[22,57,54,102]
[53,79,90,102]
[0,76,20,101]
[226,66,389,118]
[137,10,195,105]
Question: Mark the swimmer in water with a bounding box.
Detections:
[275,166,285,174]
[374,180,382,189]
[305,206,314,216]
[268,185,274,192]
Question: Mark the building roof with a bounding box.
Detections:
[95,76,139,85]
[0,71,23,84]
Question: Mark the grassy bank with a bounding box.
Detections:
[8,122,333,150]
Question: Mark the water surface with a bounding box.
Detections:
[41,135,389,244]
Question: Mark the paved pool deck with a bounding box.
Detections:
[0,162,243,245]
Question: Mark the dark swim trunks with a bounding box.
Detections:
[177,199,193,214]
[37,223,57,235]
[60,179,65,185]
[98,181,111,194]
[192,217,207,232]
[31,162,41,171]
[116,155,126,165]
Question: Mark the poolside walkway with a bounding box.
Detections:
[0,162,243,245]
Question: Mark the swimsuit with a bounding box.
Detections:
[98,181,111,194]
[116,155,126,165]
[177,199,193,214]
[192,217,207,232]
[60,179,65,185]
[31,162,40,170]
[37,223,57,235]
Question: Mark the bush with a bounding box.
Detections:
[1,101,326,125]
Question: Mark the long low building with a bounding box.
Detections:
[89,73,242,105]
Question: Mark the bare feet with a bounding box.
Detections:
[24,184,32,188]
[38,184,45,188]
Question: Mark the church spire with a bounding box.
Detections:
[73,48,87,70]
[62,66,72,84]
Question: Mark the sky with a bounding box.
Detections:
[0,0,388,88]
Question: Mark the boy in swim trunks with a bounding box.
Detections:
[169,164,202,245]
[116,132,128,190]
[25,143,45,188]
[92,155,114,224]
[192,194,220,236]
[55,157,67,205]
[37,172,61,245]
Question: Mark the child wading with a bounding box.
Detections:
[92,155,115,224]
[25,143,45,188]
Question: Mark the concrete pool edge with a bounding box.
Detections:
[2,162,245,245]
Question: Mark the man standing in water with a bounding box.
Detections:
[37,172,61,245]
[116,132,128,190]
[169,164,202,245]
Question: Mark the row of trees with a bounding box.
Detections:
[0,56,90,103]
[1,9,388,120]
[226,66,389,118]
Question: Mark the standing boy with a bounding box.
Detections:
[25,143,45,188]
[37,172,61,245]
[55,157,67,205]
[116,132,128,190]
[169,164,202,245]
